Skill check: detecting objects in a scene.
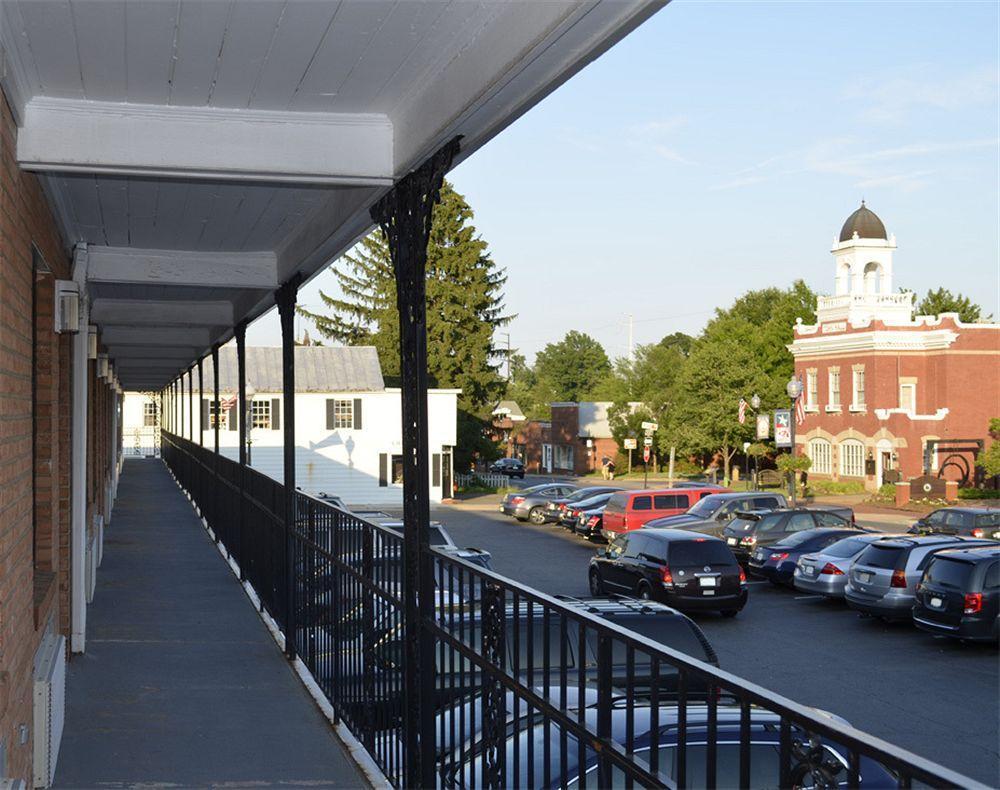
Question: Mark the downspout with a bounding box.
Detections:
[70,243,89,653]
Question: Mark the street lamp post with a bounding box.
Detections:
[749,394,761,488]
[786,377,804,506]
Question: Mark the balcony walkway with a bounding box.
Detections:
[55,458,367,789]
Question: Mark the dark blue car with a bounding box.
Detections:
[748,528,865,586]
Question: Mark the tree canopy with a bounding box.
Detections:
[914,288,989,323]
[533,331,612,405]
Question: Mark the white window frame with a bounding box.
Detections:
[805,370,818,410]
[209,401,229,430]
[899,382,916,413]
[851,366,866,411]
[250,399,271,430]
[827,368,841,411]
[333,398,354,429]
[839,440,865,477]
[554,444,574,470]
[808,438,832,475]
[143,401,157,427]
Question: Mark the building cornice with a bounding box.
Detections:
[789,329,960,357]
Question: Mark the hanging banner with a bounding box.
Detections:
[756,413,770,440]
[774,409,792,448]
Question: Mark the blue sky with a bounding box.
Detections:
[255,0,1000,363]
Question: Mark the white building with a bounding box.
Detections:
[124,346,458,505]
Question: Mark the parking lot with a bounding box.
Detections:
[431,497,999,785]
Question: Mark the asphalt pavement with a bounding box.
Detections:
[431,497,1000,786]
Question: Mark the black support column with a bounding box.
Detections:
[236,322,248,582]
[371,137,459,790]
[197,358,204,446]
[275,277,300,660]
[188,366,193,440]
[212,345,221,455]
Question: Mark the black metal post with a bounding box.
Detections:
[188,366,193,441]
[212,345,221,455]
[197,358,204,446]
[371,136,458,790]
[789,398,797,507]
[276,277,301,660]
[236,322,247,582]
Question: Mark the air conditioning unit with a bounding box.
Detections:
[52,281,79,334]
[33,636,66,788]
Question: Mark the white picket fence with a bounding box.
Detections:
[455,471,511,489]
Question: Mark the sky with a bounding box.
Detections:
[250,0,1000,364]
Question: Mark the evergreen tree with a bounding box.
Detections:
[299,182,510,467]
[915,288,988,322]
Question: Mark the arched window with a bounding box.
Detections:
[836,262,851,295]
[808,438,832,475]
[839,439,865,477]
[863,262,881,294]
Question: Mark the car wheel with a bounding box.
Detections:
[589,569,604,596]
[636,582,652,601]
[529,507,546,525]
[721,609,740,618]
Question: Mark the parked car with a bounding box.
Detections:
[912,545,1000,643]
[600,487,725,541]
[489,456,526,478]
[748,528,866,586]
[718,508,856,563]
[447,700,897,788]
[575,504,610,540]
[500,483,577,520]
[845,535,998,621]
[793,533,905,598]
[643,491,786,532]
[541,486,622,525]
[590,530,748,616]
[908,506,1000,539]
[370,519,493,569]
[559,491,617,530]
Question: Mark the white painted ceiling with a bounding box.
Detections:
[0,0,665,388]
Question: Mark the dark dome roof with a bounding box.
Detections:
[839,202,887,242]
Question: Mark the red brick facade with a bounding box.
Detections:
[515,403,624,475]
[792,315,999,491]
[0,86,118,783]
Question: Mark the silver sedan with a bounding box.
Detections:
[793,533,904,598]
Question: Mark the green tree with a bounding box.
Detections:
[504,352,548,421]
[299,181,510,467]
[978,418,1000,478]
[534,331,612,403]
[914,288,988,323]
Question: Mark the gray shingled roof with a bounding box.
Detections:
[214,346,384,393]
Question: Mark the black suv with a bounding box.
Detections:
[719,508,856,562]
[912,545,1000,642]
[644,491,787,531]
[489,457,525,478]
[589,530,748,616]
[909,506,1000,539]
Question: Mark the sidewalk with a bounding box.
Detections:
[56,459,367,788]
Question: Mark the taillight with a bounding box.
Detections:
[661,566,674,586]
[740,535,756,546]
[739,566,747,584]
[972,528,985,538]
[964,593,983,614]
[587,516,599,527]
[890,569,907,588]
[820,563,844,576]
[511,496,524,505]
[771,552,789,563]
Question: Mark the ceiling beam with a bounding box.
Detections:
[101,326,212,347]
[91,299,233,327]
[88,247,278,289]
[106,345,200,359]
[17,98,393,186]
[114,358,193,369]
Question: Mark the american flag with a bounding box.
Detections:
[738,397,748,425]
[220,393,238,411]
[794,381,806,426]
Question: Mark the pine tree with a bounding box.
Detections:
[299,182,510,466]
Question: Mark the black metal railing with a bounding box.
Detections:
[160,431,980,790]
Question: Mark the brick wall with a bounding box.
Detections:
[0,85,72,781]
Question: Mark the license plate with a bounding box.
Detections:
[727,537,737,546]
[755,550,765,561]
[802,566,815,577]
[702,589,716,596]
[699,577,717,587]
[858,571,873,583]
[930,596,943,609]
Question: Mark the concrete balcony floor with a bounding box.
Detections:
[56,458,366,789]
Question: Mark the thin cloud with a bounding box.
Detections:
[629,116,697,165]
[844,66,999,123]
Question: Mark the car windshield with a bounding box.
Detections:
[687,496,725,518]
[729,517,758,532]
[670,540,735,566]
[566,488,604,503]
[857,543,905,569]
[974,513,1000,527]
[923,557,974,589]
[522,484,555,495]
[822,536,872,558]
[772,530,823,549]
[609,619,712,665]
[754,513,785,533]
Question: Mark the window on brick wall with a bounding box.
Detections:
[839,440,865,477]
[828,369,841,407]
[808,438,832,475]
[852,367,866,409]
[806,370,818,408]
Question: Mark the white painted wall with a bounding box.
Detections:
[123,388,458,505]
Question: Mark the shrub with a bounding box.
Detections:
[805,480,867,496]
[958,488,1000,500]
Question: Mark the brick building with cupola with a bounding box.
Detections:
[789,203,999,492]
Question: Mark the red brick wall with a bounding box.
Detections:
[0,85,72,781]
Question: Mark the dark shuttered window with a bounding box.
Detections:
[432,453,441,487]
[379,453,388,487]
[271,398,281,430]
[353,398,362,429]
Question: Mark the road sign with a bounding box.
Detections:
[774,409,792,448]
[643,436,653,446]
[756,413,769,440]
[623,437,637,450]
[643,446,651,463]
[641,421,659,431]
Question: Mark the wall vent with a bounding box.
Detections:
[32,636,66,788]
